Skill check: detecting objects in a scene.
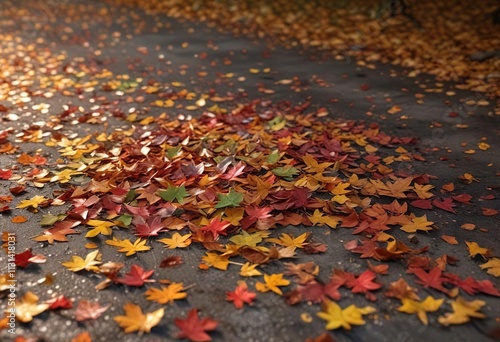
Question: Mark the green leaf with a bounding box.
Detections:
[272,166,299,178]
[40,213,67,226]
[266,150,281,165]
[166,146,182,159]
[159,185,188,203]
[115,214,133,227]
[124,190,137,203]
[268,117,286,131]
[215,189,244,208]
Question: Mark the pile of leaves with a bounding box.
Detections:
[2,98,499,340]
[111,0,500,111]
[0,0,499,341]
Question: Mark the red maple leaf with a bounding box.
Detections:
[270,188,312,210]
[48,295,73,310]
[410,199,433,210]
[124,203,150,217]
[346,270,381,301]
[452,194,472,204]
[340,211,359,228]
[101,195,123,213]
[241,206,273,230]
[413,266,448,294]
[299,280,341,302]
[200,217,230,240]
[344,239,379,259]
[475,280,500,297]
[134,216,165,237]
[220,162,246,181]
[226,282,256,309]
[116,264,155,287]
[175,309,218,342]
[432,198,456,213]
[443,273,479,295]
[14,249,46,268]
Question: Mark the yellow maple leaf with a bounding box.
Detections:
[14,291,50,323]
[229,231,263,247]
[398,296,444,325]
[317,299,375,330]
[16,195,48,209]
[239,262,263,277]
[255,273,290,295]
[267,232,309,249]
[308,209,339,228]
[202,252,229,270]
[50,168,83,183]
[375,177,413,198]
[158,232,192,249]
[144,283,187,304]
[413,184,435,199]
[400,215,434,233]
[438,297,486,326]
[223,207,245,226]
[106,237,150,256]
[465,241,490,259]
[61,250,101,272]
[113,303,164,334]
[303,154,333,173]
[330,182,351,195]
[85,220,115,238]
[480,258,500,277]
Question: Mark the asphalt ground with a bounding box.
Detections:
[0,1,499,341]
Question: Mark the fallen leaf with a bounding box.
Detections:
[226,282,256,309]
[16,195,49,209]
[255,273,290,295]
[398,296,444,325]
[441,235,458,245]
[400,215,434,233]
[239,262,262,277]
[158,232,192,249]
[175,309,218,342]
[14,292,50,323]
[317,299,375,330]
[465,241,491,259]
[438,297,486,325]
[480,258,500,277]
[105,237,151,256]
[75,300,110,322]
[11,215,27,223]
[145,283,187,304]
[71,331,93,342]
[202,252,230,271]
[116,264,155,287]
[61,250,101,272]
[114,303,164,334]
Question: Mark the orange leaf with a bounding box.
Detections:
[460,223,475,231]
[441,183,454,192]
[441,235,458,245]
[482,208,498,216]
[71,332,92,342]
[11,215,27,223]
[16,153,34,165]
